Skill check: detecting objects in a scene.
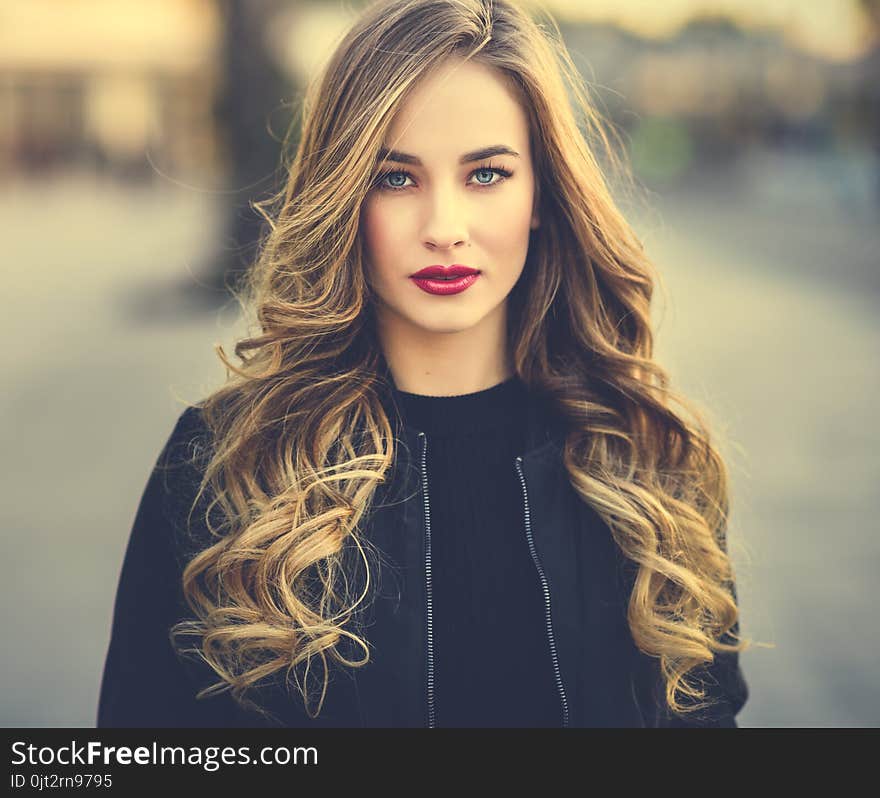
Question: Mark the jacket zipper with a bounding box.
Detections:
[417,432,436,728]
[417,431,569,728]
[515,455,571,728]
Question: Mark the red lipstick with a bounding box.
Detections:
[410,264,481,296]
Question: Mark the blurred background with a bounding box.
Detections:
[1,0,877,727]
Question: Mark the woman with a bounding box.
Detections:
[98,0,750,728]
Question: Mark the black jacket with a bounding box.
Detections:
[98,389,748,728]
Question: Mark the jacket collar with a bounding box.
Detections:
[376,367,568,464]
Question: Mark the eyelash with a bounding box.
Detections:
[373,162,513,192]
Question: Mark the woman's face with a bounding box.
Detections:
[360,57,540,339]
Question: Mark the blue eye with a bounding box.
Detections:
[473,168,496,185]
[373,163,513,192]
[384,172,410,189]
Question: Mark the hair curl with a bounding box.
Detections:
[170,0,751,723]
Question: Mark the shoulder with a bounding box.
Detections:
[146,403,218,559]
[158,404,212,469]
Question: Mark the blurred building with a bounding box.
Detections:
[0,0,222,180]
[556,14,878,182]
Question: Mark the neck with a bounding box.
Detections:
[374,299,514,396]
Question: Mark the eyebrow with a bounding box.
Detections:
[376,144,520,166]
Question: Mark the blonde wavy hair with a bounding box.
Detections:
[170,0,751,723]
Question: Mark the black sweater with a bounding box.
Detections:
[99,377,748,727]
[392,375,562,727]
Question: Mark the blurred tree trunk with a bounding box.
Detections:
[205,0,295,298]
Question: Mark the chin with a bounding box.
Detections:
[424,323,477,335]
[410,305,489,333]
[409,316,479,335]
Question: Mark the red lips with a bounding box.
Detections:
[410,264,480,278]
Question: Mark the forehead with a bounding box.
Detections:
[384,58,531,156]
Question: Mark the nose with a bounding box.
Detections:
[422,184,468,251]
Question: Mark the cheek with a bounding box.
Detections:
[482,186,535,251]
[361,201,402,273]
